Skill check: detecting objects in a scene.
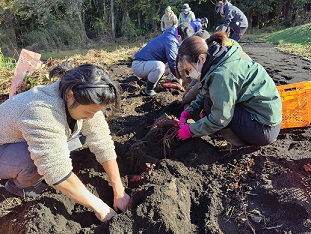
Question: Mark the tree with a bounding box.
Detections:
[111,0,116,38]
[0,0,17,55]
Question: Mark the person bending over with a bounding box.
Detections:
[215,0,248,42]
[176,33,282,147]
[131,23,194,96]
[0,63,130,222]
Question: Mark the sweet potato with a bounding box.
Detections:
[162,82,185,91]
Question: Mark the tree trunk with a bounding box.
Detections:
[1,9,17,56]
[274,2,284,25]
[111,0,116,38]
[285,0,293,25]
[70,0,89,40]
[247,11,252,29]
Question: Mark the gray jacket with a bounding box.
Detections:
[178,11,195,24]
[0,82,117,185]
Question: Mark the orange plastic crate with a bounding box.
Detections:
[276,81,311,129]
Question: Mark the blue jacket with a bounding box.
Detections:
[190,18,202,33]
[222,3,248,30]
[134,27,179,76]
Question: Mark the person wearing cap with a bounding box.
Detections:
[131,23,194,96]
[176,32,282,148]
[215,0,248,42]
[161,6,178,32]
[201,17,209,30]
[178,3,196,25]
[0,63,130,222]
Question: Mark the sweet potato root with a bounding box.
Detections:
[152,117,178,128]
[161,82,185,91]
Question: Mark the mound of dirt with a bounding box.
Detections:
[0,43,311,233]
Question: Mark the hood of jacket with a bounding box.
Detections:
[200,43,239,84]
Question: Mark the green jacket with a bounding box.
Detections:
[187,44,282,137]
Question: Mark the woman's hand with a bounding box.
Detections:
[94,202,117,222]
[101,160,131,212]
[178,111,192,126]
[113,191,131,212]
[55,173,118,222]
[177,124,193,140]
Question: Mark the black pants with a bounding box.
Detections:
[230,27,247,42]
[204,98,280,146]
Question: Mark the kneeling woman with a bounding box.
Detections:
[0,63,130,222]
[176,32,282,147]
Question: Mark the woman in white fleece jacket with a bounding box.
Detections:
[0,63,130,222]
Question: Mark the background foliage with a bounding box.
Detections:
[0,0,310,56]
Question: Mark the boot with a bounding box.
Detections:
[219,128,247,148]
[144,80,157,96]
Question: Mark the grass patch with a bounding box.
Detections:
[0,49,16,70]
[265,23,311,44]
[275,42,311,61]
[240,31,270,43]
[265,23,311,60]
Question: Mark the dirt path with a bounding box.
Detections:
[242,42,311,85]
[0,43,311,234]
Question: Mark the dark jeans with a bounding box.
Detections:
[204,98,280,146]
[230,27,247,42]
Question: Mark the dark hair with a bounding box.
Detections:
[177,22,195,41]
[176,31,228,81]
[50,63,121,117]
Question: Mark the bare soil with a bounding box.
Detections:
[0,43,311,234]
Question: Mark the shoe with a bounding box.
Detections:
[219,128,247,147]
[5,179,48,199]
[145,80,157,96]
[144,89,157,96]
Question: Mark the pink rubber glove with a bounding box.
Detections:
[177,124,192,140]
[178,111,191,126]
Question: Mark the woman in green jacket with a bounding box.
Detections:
[176,32,282,147]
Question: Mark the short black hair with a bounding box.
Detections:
[177,23,195,41]
[50,63,121,116]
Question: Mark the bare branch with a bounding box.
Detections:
[210,0,219,6]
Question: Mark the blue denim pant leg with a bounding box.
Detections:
[204,98,280,146]
[0,142,43,188]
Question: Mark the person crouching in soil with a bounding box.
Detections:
[0,63,130,222]
[176,32,282,147]
[131,23,194,96]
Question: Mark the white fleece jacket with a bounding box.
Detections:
[0,81,117,185]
